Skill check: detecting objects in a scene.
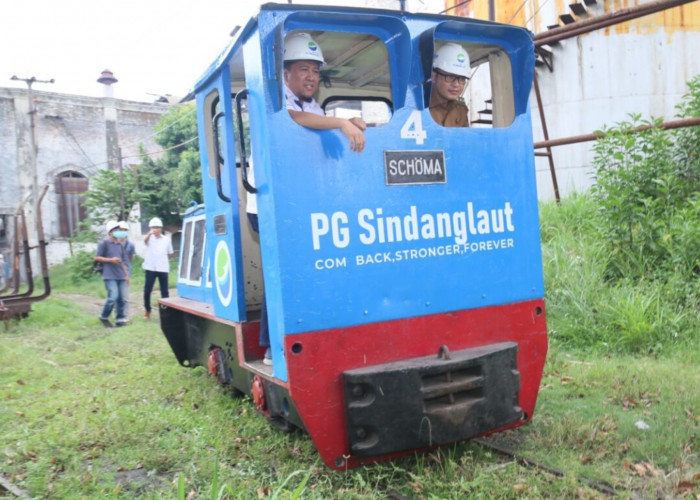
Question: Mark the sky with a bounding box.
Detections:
[1,0,266,102]
[1,0,443,103]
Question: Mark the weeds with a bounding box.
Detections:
[543,194,700,354]
[2,190,699,497]
[591,75,700,284]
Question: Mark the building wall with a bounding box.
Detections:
[444,0,700,200]
[0,87,170,265]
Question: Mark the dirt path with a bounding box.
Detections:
[56,288,163,320]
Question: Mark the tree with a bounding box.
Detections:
[82,99,253,233]
[83,103,200,230]
[137,103,200,226]
[81,167,144,236]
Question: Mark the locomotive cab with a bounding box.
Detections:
[161,3,547,470]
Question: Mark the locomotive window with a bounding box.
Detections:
[179,220,192,280]
[282,31,393,124]
[427,41,515,129]
[203,90,223,179]
[469,47,515,128]
[188,218,206,282]
[322,96,392,127]
[179,215,207,286]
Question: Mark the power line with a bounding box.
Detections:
[117,104,194,151]
[45,117,97,170]
[39,134,199,181]
[120,136,198,163]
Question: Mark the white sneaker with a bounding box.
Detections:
[263,348,272,365]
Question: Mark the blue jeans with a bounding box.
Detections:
[101,279,128,323]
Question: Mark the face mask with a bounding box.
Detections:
[113,231,128,239]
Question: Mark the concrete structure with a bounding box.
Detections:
[446,0,700,200]
[0,85,170,265]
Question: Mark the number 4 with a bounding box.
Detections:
[400,110,427,145]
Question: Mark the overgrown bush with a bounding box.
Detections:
[591,75,700,282]
[541,194,700,354]
[64,250,99,283]
[543,76,700,354]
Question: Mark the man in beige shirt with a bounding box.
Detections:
[429,42,471,128]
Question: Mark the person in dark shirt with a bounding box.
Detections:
[94,220,130,327]
[118,220,135,320]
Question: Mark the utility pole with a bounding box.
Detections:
[10,75,54,242]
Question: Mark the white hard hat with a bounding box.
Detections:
[149,217,163,228]
[117,220,129,230]
[433,42,471,78]
[105,220,120,233]
[284,32,325,65]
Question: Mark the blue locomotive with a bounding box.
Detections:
[160,3,547,470]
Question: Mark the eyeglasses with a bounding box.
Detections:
[434,69,469,85]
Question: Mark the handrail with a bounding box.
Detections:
[212,110,231,203]
[235,90,257,194]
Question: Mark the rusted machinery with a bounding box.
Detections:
[0,185,51,322]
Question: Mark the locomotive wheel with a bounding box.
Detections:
[207,347,228,385]
[207,348,220,377]
[251,375,266,412]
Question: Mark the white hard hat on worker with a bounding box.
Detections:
[105,220,120,234]
[433,42,471,78]
[283,32,325,65]
[149,217,163,228]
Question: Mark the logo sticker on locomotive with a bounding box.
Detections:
[214,240,233,306]
[384,150,445,185]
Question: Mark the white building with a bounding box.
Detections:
[0,81,170,266]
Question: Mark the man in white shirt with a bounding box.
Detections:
[142,217,173,319]
[282,32,367,150]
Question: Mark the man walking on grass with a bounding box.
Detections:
[95,220,130,328]
[142,217,173,319]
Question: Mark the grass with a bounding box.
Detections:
[540,194,700,354]
[2,196,700,498]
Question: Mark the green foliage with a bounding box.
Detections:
[3,232,700,498]
[83,168,144,226]
[2,294,699,498]
[541,194,700,354]
[137,103,200,226]
[174,149,204,210]
[81,97,255,232]
[64,250,99,282]
[674,74,700,184]
[591,75,700,282]
[82,103,200,230]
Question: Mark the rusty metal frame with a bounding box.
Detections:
[529,0,698,202]
[533,0,696,47]
[0,185,51,322]
[534,116,700,149]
